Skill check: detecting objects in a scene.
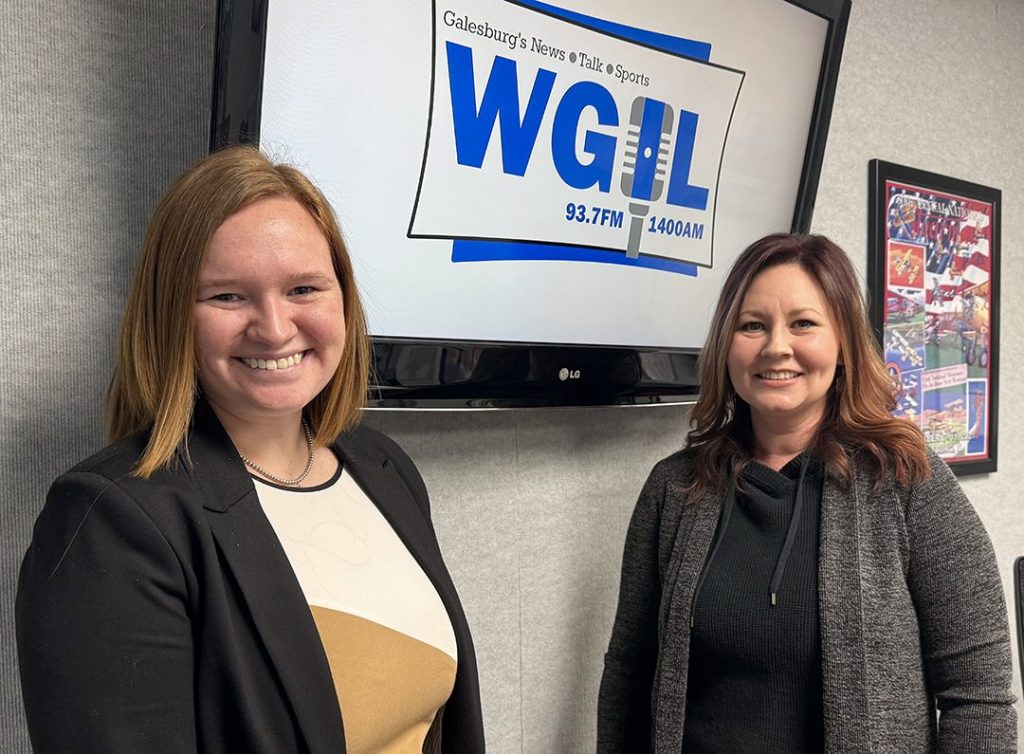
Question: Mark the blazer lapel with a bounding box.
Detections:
[819,468,871,753]
[185,404,347,754]
[335,428,485,752]
[334,430,464,624]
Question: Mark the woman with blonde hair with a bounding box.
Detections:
[598,233,1014,752]
[17,145,484,753]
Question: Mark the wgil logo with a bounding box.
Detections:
[409,0,744,274]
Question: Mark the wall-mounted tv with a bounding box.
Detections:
[211,0,850,407]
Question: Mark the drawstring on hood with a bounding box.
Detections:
[690,482,735,628]
[769,453,810,607]
[691,453,812,627]
[682,452,826,752]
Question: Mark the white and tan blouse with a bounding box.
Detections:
[254,466,457,753]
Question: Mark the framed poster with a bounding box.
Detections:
[868,160,1000,475]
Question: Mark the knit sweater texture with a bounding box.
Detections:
[597,448,1016,753]
[683,457,823,752]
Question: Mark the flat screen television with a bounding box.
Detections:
[211,0,851,407]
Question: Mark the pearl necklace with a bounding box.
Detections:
[239,419,316,486]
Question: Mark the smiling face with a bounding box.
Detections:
[726,262,841,438]
[193,196,345,428]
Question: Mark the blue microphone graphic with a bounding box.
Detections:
[621,96,674,258]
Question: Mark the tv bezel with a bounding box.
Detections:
[209,0,851,408]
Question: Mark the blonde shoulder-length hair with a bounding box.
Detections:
[107,145,371,477]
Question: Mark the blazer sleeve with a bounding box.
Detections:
[597,463,668,753]
[905,451,1017,753]
[16,471,197,753]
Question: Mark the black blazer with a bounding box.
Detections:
[16,403,485,753]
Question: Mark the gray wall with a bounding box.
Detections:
[2,1,1022,751]
[1,3,216,750]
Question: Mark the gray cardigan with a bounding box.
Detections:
[597,448,1016,753]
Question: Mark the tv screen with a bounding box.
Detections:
[212,0,850,406]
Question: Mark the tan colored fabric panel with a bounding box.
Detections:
[255,472,458,659]
[310,606,457,754]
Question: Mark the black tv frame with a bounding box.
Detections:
[210,0,851,408]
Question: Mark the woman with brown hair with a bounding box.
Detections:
[598,233,1015,752]
[16,146,484,753]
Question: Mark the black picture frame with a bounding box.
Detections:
[1014,556,1024,698]
[868,159,1000,475]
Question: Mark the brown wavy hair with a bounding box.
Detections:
[685,233,929,496]
[107,145,371,477]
